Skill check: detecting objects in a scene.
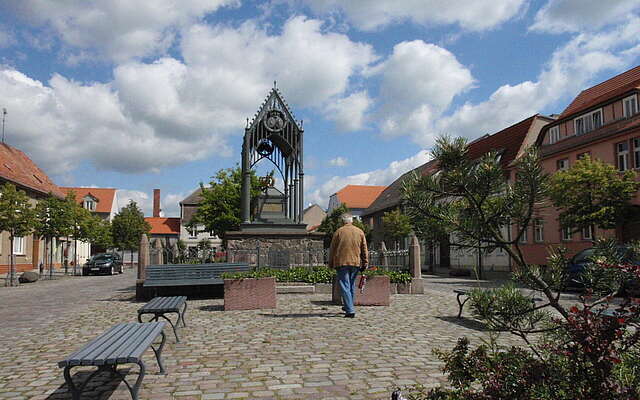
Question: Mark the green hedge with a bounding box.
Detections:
[221,266,412,284]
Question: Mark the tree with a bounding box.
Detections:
[193,166,261,241]
[35,193,73,278]
[64,191,93,274]
[382,209,412,249]
[86,215,113,253]
[0,184,37,286]
[111,201,150,267]
[317,203,371,248]
[549,156,640,238]
[400,136,640,399]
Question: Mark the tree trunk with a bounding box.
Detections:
[6,236,15,286]
[73,237,78,276]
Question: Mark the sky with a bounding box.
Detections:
[0,0,639,217]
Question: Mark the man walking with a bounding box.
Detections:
[329,213,368,318]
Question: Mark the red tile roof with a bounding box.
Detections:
[559,65,640,119]
[60,187,117,214]
[0,143,63,197]
[335,185,387,209]
[145,217,180,235]
[467,114,540,169]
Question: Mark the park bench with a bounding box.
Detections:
[58,322,166,400]
[138,296,187,342]
[143,263,251,287]
[454,289,542,319]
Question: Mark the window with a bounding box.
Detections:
[617,141,630,171]
[557,158,569,171]
[534,219,544,242]
[13,236,25,255]
[561,227,572,241]
[634,138,640,168]
[519,227,528,243]
[624,95,638,117]
[582,225,594,240]
[83,200,95,211]
[188,226,198,237]
[574,109,603,135]
[549,126,560,144]
[577,151,591,160]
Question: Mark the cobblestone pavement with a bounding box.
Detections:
[0,271,572,400]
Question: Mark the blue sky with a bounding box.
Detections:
[0,0,639,216]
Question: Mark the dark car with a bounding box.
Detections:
[567,246,640,295]
[82,253,123,276]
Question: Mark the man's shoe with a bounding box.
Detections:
[344,313,355,318]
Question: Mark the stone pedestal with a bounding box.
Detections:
[332,275,391,306]
[137,234,150,301]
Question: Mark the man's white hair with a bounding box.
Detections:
[341,213,353,223]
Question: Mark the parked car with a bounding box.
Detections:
[82,253,123,276]
[567,246,640,295]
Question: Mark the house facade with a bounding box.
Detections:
[362,114,553,275]
[521,65,640,265]
[0,143,64,274]
[302,204,326,231]
[327,185,386,220]
[179,188,222,255]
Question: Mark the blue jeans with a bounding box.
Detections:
[337,266,359,314]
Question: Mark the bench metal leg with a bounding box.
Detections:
[180,301,188,327]
[151,330,167,374]
[139,312,181,343]
[456,293,470,319]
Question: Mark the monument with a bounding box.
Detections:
[225,83,324,266]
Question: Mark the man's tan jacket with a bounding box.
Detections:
[328,223,369,269]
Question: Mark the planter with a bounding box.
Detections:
[332,275,390,306]
[224,277,277,311]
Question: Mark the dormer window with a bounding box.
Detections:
[548,126,560,144]
[574,109,603,135]
[83,195,97,211]
[624,94,638,117]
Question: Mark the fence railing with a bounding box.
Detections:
[368,249,409,270]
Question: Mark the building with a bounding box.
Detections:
[362,114,553,275]
[0,143,64,274]
[523,65,640,265]
[145,189,179,249]
[327,185,387,219]
[179,188,222,255]
[302,204,326,231]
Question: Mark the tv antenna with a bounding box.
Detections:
[1,108,6,143]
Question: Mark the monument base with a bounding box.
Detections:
[225,228,325,267]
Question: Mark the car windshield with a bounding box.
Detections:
[573,249,595,264]
[90,254,113,262]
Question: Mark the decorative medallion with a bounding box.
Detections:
[263,110,286,133]
[256,139,274,157]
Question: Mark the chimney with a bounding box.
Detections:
[153,189,161,217]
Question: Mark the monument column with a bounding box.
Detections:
[298,128,304,223]
[241,130,251,223]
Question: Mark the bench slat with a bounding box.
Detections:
[89,324,148,366]
[63,324,130,367]
[123,323,166,363]
[144,279,224,287]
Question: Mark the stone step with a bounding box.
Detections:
[276,285,315,294]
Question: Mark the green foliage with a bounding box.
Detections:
[34,193,73,240]
[86,216,113,250]
[317,203,371,247]
[403,136,547,266]
[382,209,412,244]
[221,265,412,284]
[193,166,261,240]
[111,201,150,252]
[549,156,640,234]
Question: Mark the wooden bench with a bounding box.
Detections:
[58,322,166,400]
[143,263,251,287]
[454,289,542,319]
[138,296,187,343]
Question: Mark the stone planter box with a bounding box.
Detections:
[224,277,277,311]
[332,275,390,306]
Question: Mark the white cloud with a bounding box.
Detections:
[1,16,376,175]
[328,156,349,167]
[8,0,239,62]
[373,40,473,142]
[531,0,640,33]
[0,26,15,48]
[306,150,431,208]
[300,0,527,31]
[116,190,150,215]
[432,17,640,143]
[324,91,371,132]
[162,192,188,217]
